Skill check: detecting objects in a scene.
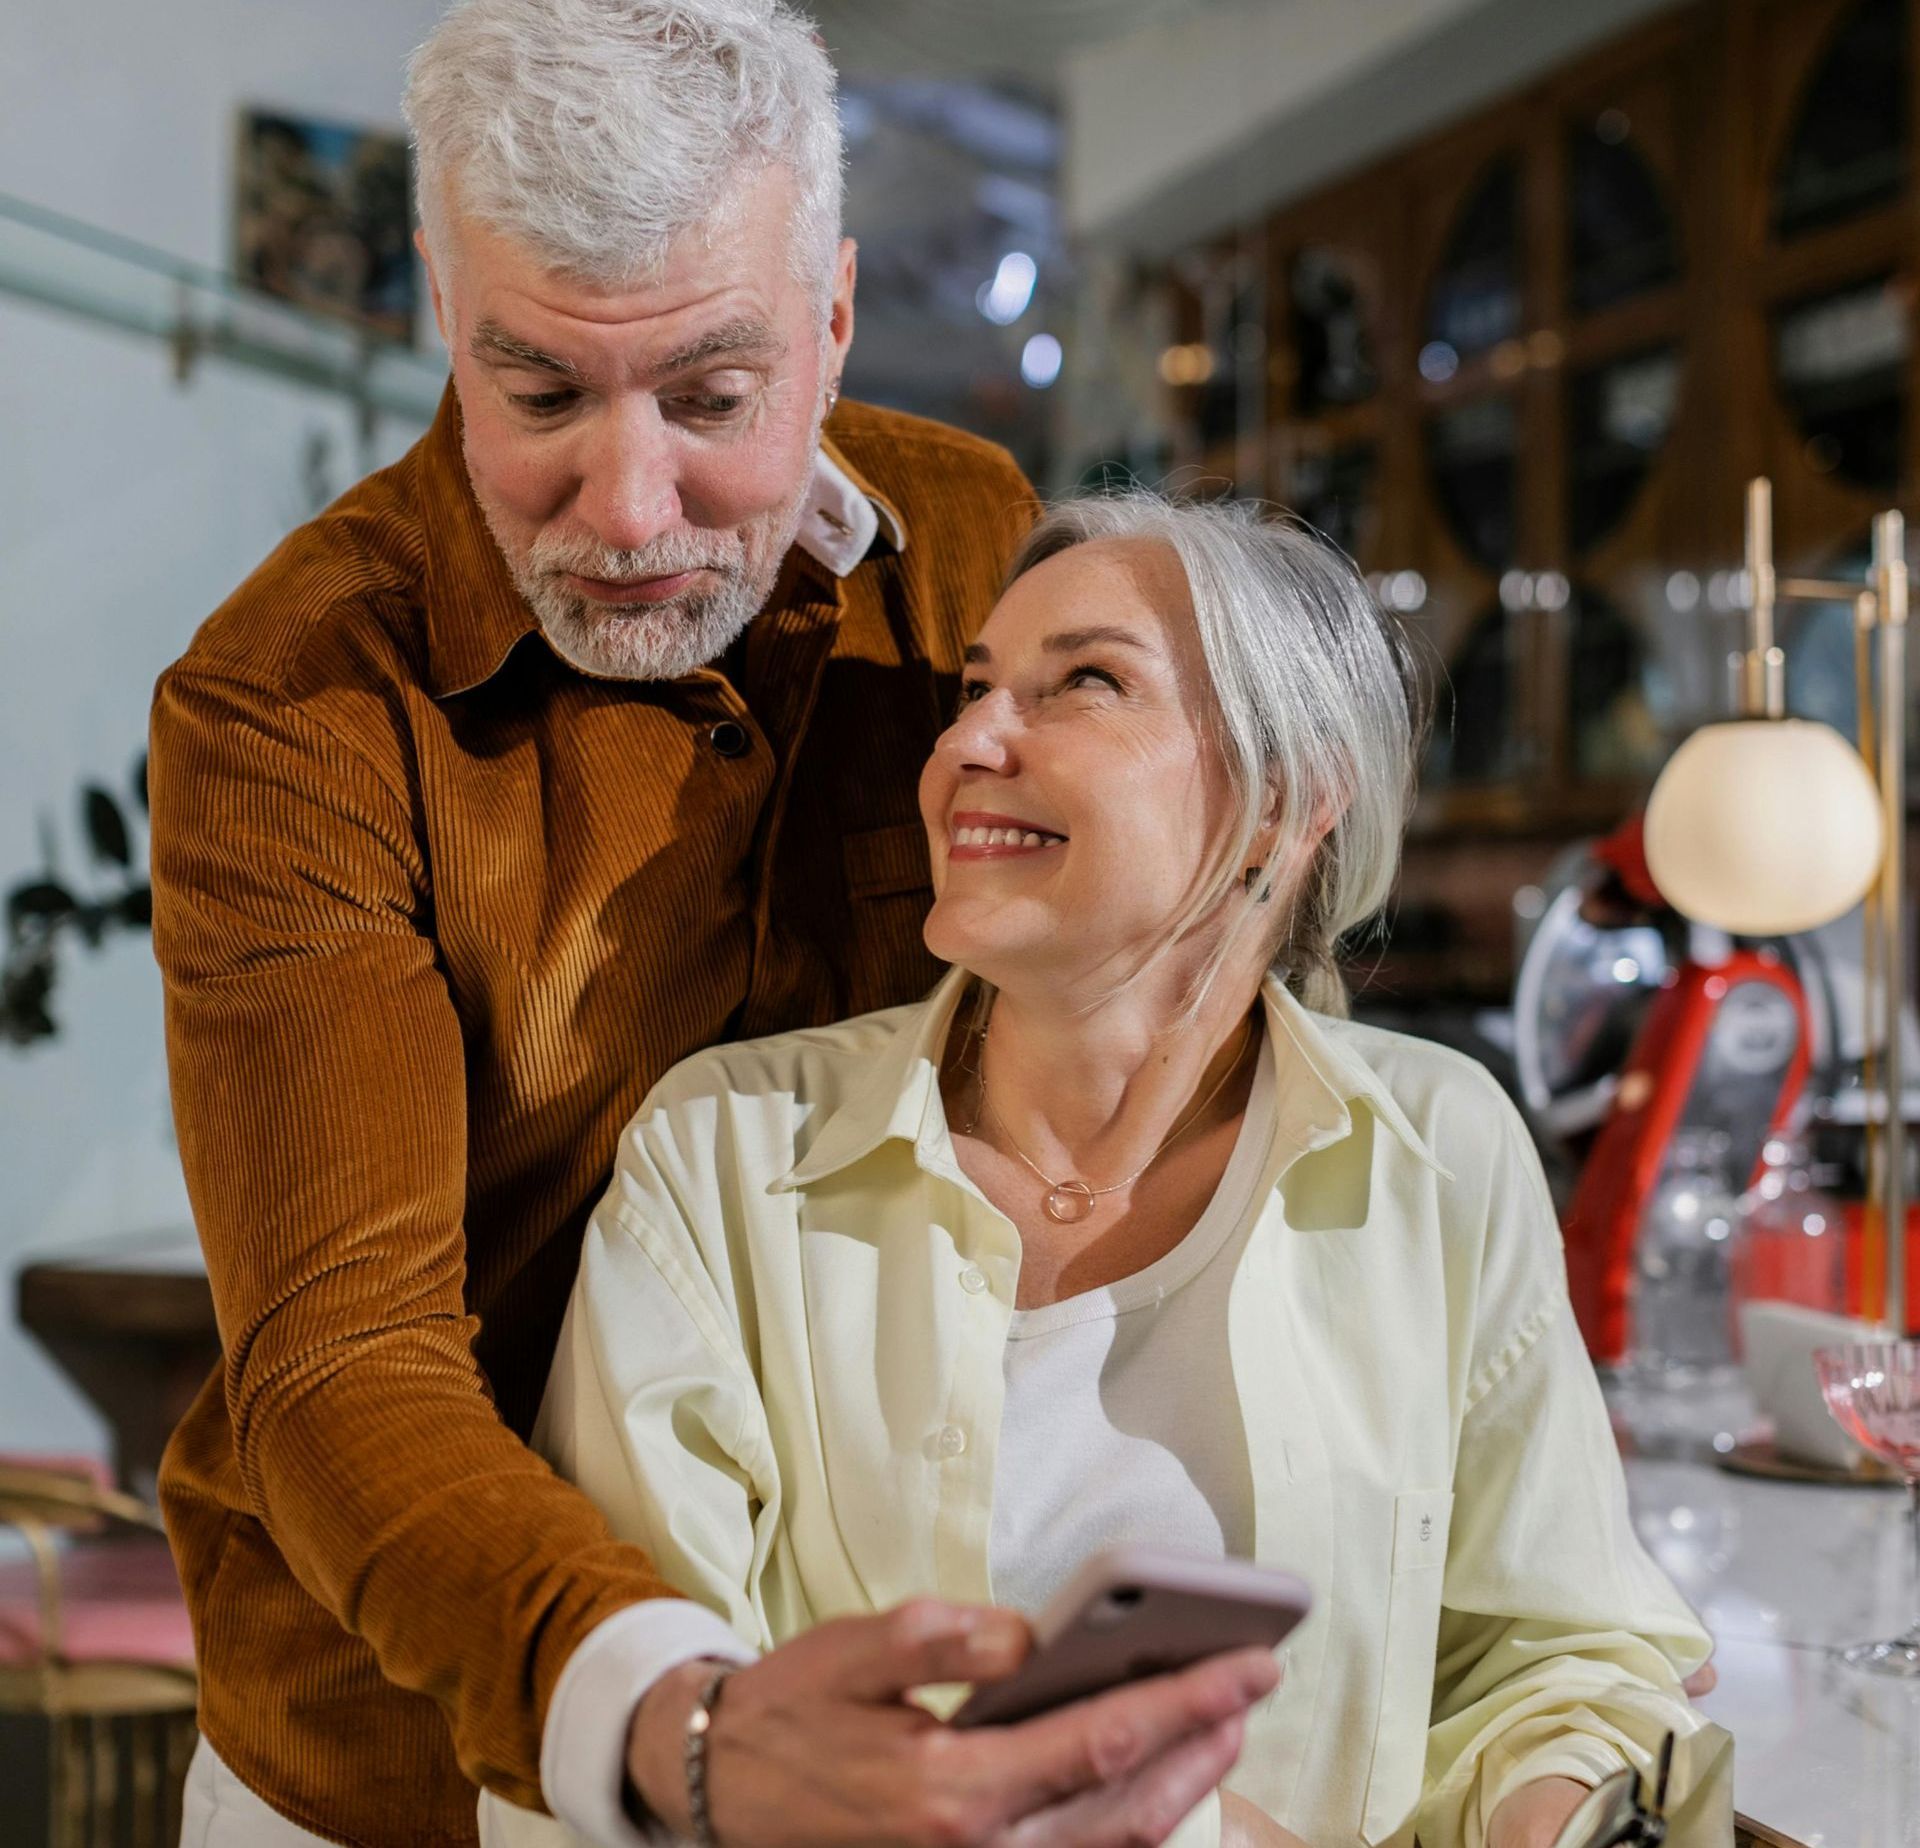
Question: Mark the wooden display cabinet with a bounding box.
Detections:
[1146,0,1920,998]
[1264,168,1412,574]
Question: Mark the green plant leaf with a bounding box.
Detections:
[84,787,132,867]
[7,881,77,938]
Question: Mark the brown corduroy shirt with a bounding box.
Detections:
[149,386,1033,1847]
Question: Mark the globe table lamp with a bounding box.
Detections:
[1644,479,1912,1336]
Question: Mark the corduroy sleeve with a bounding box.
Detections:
[148,663,675,1809]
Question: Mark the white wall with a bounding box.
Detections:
[0,0,444,1457]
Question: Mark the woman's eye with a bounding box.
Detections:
[950,668,1119,717]
[510,389,578,418]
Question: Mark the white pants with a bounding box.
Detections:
[179,1738,342,1847]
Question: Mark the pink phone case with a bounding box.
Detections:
[951,1544,1312,1729]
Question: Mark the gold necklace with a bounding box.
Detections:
[973,1015,1255,1224]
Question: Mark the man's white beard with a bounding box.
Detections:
[495,469,812,683]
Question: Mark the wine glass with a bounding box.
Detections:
[1814,1340,1920,1675]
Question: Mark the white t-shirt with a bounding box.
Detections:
[988,1030,1275,1616]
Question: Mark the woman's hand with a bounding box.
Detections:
[1218,1789,1310,1848]
[1486,1775,1591,1848]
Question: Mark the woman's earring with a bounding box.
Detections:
[1243,865,1270,903]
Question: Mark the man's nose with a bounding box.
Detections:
[573,401,683,552]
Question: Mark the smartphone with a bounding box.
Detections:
[951,1544,1312,1729]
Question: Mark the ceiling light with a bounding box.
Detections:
[1020,333,1062,388]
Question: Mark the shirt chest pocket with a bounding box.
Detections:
[841,823,938,1016]
[1361,1488,1453,1845]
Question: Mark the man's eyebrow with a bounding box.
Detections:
[468,316,785,389]
[653,317,786,377]
[962,626,1154,667]
[468,321,588,385]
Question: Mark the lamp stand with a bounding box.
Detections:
[1871,511,1907,1340]
[1740,479,1911,1337]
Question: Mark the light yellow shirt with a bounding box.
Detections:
[523,967,1713,1848]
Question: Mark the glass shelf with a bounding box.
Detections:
[1199,272,1259,454]
[1773,0,1906,242]
[1425,156,1524,361]
[1289,245,1377,413]
[1772,274,1908,492]
[0,190,447,426]
[1567,118,1680,316]
[1282,440,1376,559]
[1567,584,1663,779]
[1567,345,1682,554]
[1426,603,1520,785]
[1426,394,1518,572]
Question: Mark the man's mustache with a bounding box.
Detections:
[530,531,744,583]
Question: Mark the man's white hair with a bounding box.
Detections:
[404,0,844,307]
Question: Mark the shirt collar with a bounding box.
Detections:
[773,966,1452,1194]
[799,441,907,577]
[774,966,973,1191]
[419,385,907,700]
[419,384,539,700]
[1262,980,1454,1181]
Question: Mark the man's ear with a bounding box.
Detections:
[418,228,453,349]
[827,237,857,378]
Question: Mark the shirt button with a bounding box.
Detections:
[959,1265,989,1295]
[709,720,751,758]
[934,1424,967,1459]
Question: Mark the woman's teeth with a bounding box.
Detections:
[951,826,1064,848]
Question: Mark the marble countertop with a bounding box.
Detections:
[1613,1379,1920,1848]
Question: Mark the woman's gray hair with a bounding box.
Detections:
[404,0,844,308]
[1005,492,1429,1018]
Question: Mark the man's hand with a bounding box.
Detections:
[626,1599,1279,1848]
[1218,1790,1308,1848]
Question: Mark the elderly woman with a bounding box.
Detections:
[493,494,1712,1848]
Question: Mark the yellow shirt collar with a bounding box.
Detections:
[774,964,1452,1194]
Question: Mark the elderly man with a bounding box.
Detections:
[153,3,1276,1847]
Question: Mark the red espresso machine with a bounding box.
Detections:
[1516,818,1820,1364]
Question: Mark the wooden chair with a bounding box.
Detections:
[0,1456,197,1848]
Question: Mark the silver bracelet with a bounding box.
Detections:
[682,1662,737,1848]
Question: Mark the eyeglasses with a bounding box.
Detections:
[1550,1732,1675,1848]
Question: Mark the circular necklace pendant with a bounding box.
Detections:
[1043,1180,1097,1223]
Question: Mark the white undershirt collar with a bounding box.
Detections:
[793,446,903,578]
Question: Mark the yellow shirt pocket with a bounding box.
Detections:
[1361,1488,1454,1845]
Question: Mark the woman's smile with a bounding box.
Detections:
[948,809,1069,859]
[917,537,1230,995]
